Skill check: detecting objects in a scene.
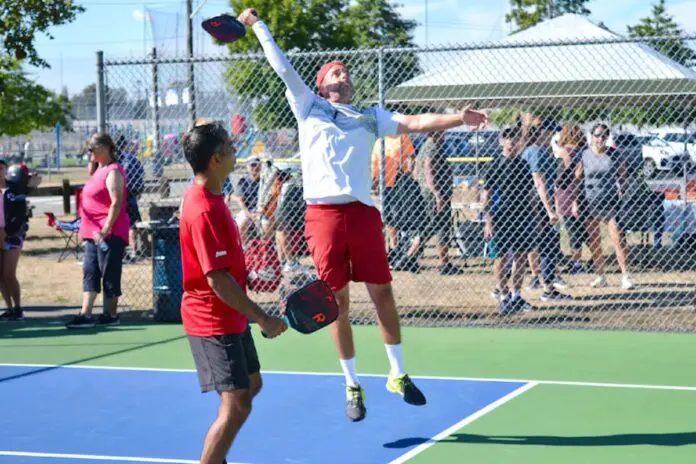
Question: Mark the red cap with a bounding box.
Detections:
[316,61,347,90]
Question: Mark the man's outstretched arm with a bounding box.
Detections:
[397,105,489,134]
[239,8,313,117]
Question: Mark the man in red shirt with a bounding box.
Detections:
[179,121,287,464]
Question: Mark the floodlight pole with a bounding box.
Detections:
[186,0,197,125]
[425,0,428,46]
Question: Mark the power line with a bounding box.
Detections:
[39,35,185,46]
[79,0,227,5]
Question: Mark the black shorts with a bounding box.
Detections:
[126,195,142,229]
[187,327,261,393]
[563,216,588,251]
[493,215,535,254]
[83,237,125,298]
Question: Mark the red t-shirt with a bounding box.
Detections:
[179,183,248,336]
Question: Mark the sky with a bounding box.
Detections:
[27,0,696,96]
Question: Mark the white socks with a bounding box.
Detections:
[340,357,359,387]
[385,343,405,377]
[340,345,405,387]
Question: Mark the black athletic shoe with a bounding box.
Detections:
[386,374,427,406]
[96,313,121,326]
[0,308,24,322]
[65,314,95,329]
[346,385,367,422]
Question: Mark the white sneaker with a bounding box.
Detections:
[591,275,608,288]
[552,277,570,290]
[622,274,635,290]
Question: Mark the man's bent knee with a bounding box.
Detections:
[248,373,262,399]
[219,390,253,422]
[366,282,395,304]
[334,285,350,315]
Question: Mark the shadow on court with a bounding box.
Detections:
[0,333,185,384]
[384,432,696,448]
[0,308,169,340]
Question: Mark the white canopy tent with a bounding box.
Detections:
[385,14,696,108]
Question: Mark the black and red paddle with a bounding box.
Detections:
[201,13,248,43]
[262,279,339,338]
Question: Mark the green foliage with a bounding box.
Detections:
[627,0,696,67]
[0,1,84,135]
[505,0,591,32]
[222,0,419,130]
[0,59,71,136]
[0,0,85,68]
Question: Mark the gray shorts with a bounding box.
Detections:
[187,326,261,393]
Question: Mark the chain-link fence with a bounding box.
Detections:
[92,32,696,331]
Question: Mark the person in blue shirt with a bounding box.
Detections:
[522,119,570,302]
[117,136,149,260]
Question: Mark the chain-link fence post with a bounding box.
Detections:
[151,48,161,163]
[96,51,106,133]
[378,47,386,212]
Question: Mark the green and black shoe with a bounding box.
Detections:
[386,374,427,406]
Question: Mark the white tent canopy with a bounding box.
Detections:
[385,14,696,107]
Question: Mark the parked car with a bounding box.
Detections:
[640,136,690,178]
[658,131,696,163]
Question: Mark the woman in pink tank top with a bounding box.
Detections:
[66,132,130,329]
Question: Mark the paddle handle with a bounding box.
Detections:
[261,315,289,339]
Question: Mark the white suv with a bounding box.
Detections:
[641,136,690,178]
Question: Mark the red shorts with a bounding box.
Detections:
[305,202,391,292]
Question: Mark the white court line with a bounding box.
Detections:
[0,451,247,464]
[388,381,539,464]
[2,363,696,392]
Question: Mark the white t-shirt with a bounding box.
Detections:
[253,21,404,206]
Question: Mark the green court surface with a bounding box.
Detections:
[2,320,696,463]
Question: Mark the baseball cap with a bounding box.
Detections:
[247,156,261,166]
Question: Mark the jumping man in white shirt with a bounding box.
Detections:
[239,8,488,422]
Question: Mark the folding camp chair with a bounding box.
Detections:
[45,212,82,262]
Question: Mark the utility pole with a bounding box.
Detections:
[425,0,428,46]
[186,0,196,126]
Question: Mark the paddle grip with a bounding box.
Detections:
[261,315,289,339]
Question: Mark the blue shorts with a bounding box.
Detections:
[3,238,24,251]
[83,237,126,298]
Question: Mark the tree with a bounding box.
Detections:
[627,0,696,67]
[505,0,591,32]
[0,1,84,135]
[0,58,71,136]
[70,83,144,121]
[222,0,419,130]
[1,1,85,68]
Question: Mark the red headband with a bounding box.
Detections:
[316,61,347,89]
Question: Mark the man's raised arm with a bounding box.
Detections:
[397,105,489,134]
[239,8,313,117]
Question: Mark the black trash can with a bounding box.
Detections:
[151,223,183,323]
